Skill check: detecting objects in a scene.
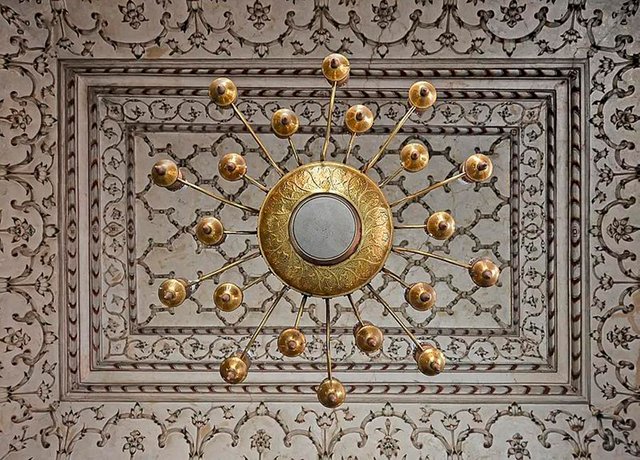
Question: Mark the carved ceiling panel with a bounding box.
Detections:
[0,0,638,458]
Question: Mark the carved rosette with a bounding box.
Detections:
[258,162,393,297]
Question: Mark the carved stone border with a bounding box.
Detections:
[58,59,587,402]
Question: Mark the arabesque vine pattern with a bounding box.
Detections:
[0,0,637,458]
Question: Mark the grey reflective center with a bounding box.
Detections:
[289,193,362,266]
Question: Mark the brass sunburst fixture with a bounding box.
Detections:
[150,54,500,408]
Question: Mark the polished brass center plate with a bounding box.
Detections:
[258,162,393,297]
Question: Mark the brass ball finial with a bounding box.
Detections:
[209,77,237,107]
[158,278,189,308]
[214,282,243,312]
[405,282,437,311]
[415,345,445,376]
[345,105,374,134]
[463,154,493,182]
[426,211,455,240]
[469,258,500,287]
[354,323,384,353]
[271,108,300,138]
[219,355,249,384]
[195,216,225,246]
[316,378,346,408]
[400,143,429,172]
[151,159,181,188]
[322,54,350,84]
[277,328,306,357]
[408,81,437,111]
[218,153,247,182]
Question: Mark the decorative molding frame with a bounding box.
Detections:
[58,59,588,403]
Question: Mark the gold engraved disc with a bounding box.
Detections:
[258,162,393,297]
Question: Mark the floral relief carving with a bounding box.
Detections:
[611,105,639,131]
[0,0,637,458]
[606,217,639,244]
[507,433,530,459]
[119,0,148,30]
[372,0,398,29]
[122,430,145,458]
[500,0,526,28]
[247,0,271,30]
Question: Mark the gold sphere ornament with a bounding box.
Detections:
[354,323,384,353]
[218,153,247,182]
[463,154,493,182]
[158,278,189,308]
[405,282,437,311]
[408,81,437,111]
[209,77,237,107]
[214,282,243,312]
[469,258,500,287]
[322,53,350,84]
[426,211,455,240]
[316,378,346,408]
[195,216,225,246]
[277,328,306,357]
[345,105,374,134]
[151,159,181,188]
[219,355,249,384]
[400,143,429,172]
[271,109,300,138]
[415,345,445,376]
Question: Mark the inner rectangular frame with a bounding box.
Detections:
[93,90,535,368]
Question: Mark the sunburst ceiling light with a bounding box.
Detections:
[150,54,500,408]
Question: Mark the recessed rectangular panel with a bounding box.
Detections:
[59,59,585,401]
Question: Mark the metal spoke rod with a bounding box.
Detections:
[325,298,333,380]
[188,252,261,287]
[321,81,338,162]
[365,284,424,351]
[177,178,260,214]
[343,132,356,164]
[362,106,415,173]
[390,172,465,208]
[347,294,364,327]
[380,267,411,289]
[243,272,271,291]
[224,229,258,235]
[244,175,270,193]
[231,102,285,176]
[392,246,471,269]
[394,223,427,230]
[379,165,403,188]
[240,286,289,359]
[288,137,302,166]
[293,295,308,329]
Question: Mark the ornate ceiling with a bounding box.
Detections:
[0,0,638,458]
